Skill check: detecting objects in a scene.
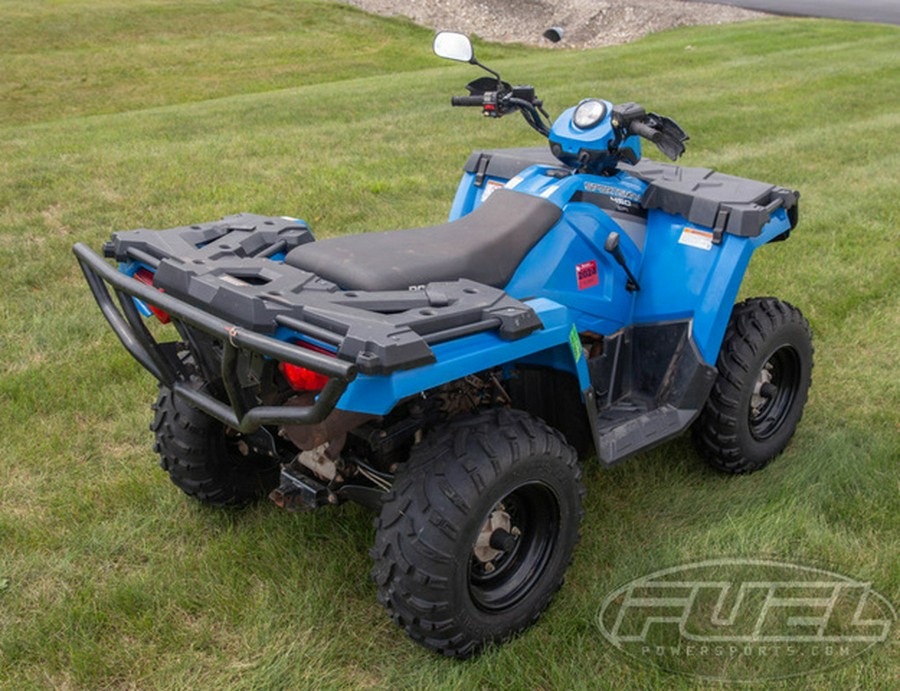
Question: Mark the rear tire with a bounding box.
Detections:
[371,408,584,658]
[693,297,813,474]
[151,385,280,507]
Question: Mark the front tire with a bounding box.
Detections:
[151,385,280,507]
[693,297,813,473]
[371,408,584,658]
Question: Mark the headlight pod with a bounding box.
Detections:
[573,99,607,130]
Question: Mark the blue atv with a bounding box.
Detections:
[73,32,813,658]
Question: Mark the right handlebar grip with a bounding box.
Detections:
[451,95,484,107]
[629,120,658,141]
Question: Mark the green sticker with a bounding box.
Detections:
[568,324,583,363]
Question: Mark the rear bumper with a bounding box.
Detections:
[74,242,356,433]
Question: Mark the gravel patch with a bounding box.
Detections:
[339,0,766,49]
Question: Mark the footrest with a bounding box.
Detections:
[595,403,698,465]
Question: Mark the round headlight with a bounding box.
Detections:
[573,99,607,130]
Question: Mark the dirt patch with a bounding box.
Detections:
[340,0,765,49]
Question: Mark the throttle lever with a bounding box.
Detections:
[604,232,640,292]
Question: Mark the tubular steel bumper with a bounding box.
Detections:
[73,242,357,433]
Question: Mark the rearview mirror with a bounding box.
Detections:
[433,32,474,64]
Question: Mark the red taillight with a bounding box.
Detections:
[279,362,330,392]
[279,341,333,392]
[133,269,171,324]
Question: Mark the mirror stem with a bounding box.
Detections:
[472,58,502,85]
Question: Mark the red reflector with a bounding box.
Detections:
[279,340,333,392]
[133,269,171,324]
[279,362,329,392]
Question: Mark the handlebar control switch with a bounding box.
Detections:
[512,85,535,103]
[610,102,647,131]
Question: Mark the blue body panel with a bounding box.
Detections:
[501,170,643,335]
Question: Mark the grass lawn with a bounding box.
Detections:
[0,1,898,687]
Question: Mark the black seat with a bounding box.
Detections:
[284,189,561,291]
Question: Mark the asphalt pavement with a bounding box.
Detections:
[688,0,900,25]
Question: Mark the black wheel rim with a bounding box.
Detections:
[468,482,560,613]
[748,344,802,441]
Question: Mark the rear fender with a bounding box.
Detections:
[334,298,591,415]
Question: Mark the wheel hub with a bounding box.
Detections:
[467,482,561,613]
[474,506,518,565]
[750,363,774,415]
[747,345,802,441]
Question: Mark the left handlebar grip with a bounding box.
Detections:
[451,95,484,107]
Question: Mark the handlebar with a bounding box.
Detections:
[451,95,484,107]
[451,81,551,137]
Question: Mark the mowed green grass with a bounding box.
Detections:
[1,1,898,687]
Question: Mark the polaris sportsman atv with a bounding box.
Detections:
[73,32,813,658]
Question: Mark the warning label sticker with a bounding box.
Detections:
[481,179,505,201]
[678,226,714,251]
